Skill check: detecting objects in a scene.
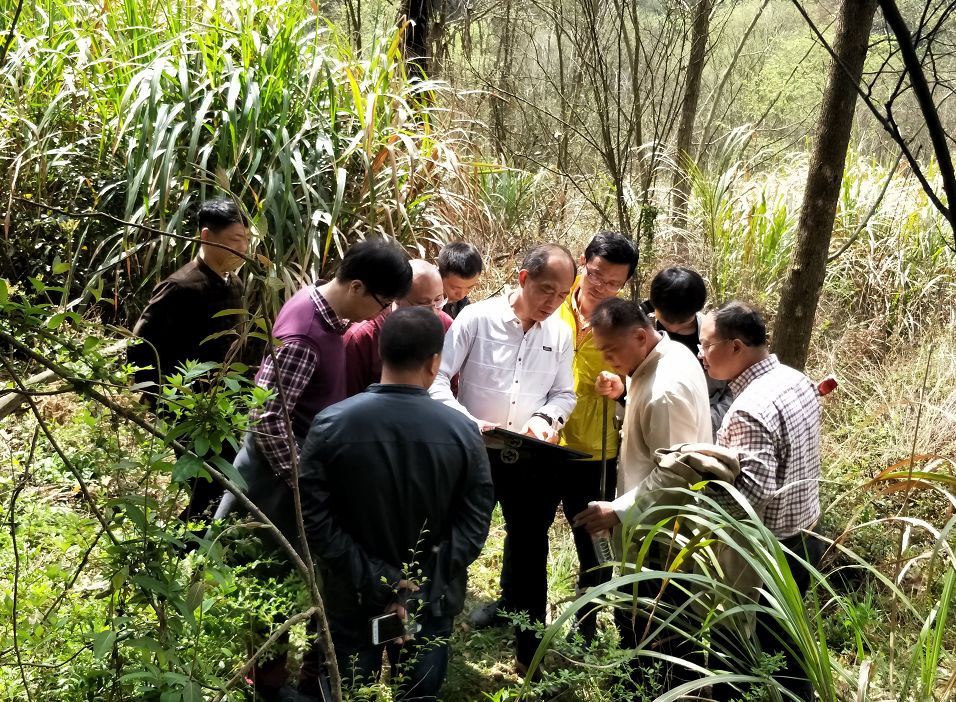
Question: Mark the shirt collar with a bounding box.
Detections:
[309,285,350,334]
[568,277,585,316]
[195,256,229,284]
[729,354,779,397]
[366,383,429,396]
[630,331,667,381]
[501,288,534,328]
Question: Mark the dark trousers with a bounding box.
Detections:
[554,457,617,639]
[491,449,555,665]
[173,434,235,523]
[491,450,617,665]
[316,613,453,702]
[711,530,826,702]
[177,438,235,537]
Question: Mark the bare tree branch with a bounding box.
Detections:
[0,0,24,67]
[876,0,956,241]
[789,0,956,247]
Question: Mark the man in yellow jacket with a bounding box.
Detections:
[554,231,638,643]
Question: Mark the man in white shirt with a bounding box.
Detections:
[573,298,710,692]
[430,243,576,676]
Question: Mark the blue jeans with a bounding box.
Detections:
[332,613,453,702]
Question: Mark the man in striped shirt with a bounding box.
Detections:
[698,300,824,702]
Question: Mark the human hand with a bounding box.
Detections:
[521,415,558,444]
[572,501,621,534]
[476,419,499,433]
[384,579,421,642]
[595,371,624,400]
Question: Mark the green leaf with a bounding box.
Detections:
[211,308,247,318]
[52,258,71,274]
[186,581,205,613]
[172,454,204,483]
[212,455,247,491]
[183,681,202,702]
[92,630,116,659]
[111,566,129,590]
[193,436,210,458]
[130,574,171,598]
[126,636,164,654]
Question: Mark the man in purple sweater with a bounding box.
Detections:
[217,239,412,550]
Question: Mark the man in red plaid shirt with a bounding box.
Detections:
[698,300,824,702]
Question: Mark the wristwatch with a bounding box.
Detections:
[532,412,564,429]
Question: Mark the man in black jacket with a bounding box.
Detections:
[298,307,494,701]
[129,197,250,522]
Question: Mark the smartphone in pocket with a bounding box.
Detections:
[370,612,421,645]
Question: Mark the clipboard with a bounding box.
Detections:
[483,427,591,460]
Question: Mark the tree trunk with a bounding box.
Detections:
[400,0,430,75]
[771,0,877,370]
[671,0,713,228]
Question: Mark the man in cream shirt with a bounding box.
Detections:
[573,297,710,693]
[430,243,576,676]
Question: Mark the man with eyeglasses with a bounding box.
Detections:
[698,301,823,702]
[218,239,413,552]
[550,231,638,644]
[344,259,454,396]
[429,243,577,677]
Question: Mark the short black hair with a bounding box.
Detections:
[379,307,444,372]
[337,239,413,299]
[521,243,576,280]
[197,197,248,232]
[649,267,707,322]
[438,242,483,279]
[713,301,767,347]
[584,231,638,279]
[590,298,654,332]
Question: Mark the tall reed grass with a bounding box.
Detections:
[1,0,494,317]
[660,128,956,350]
[521,474,956,702]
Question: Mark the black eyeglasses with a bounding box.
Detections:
[584,265,626,292]
[370,291,393,311]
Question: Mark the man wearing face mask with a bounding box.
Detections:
[429,243,577,677]
[642,267,732,435]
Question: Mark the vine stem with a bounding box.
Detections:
[8,426,39,702]
[211,606,320,702]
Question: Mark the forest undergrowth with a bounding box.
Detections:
[3,0,956,699]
